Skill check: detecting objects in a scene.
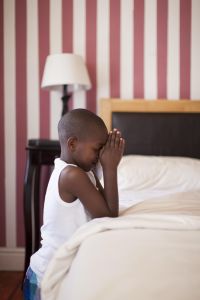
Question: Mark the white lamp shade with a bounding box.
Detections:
[41,53,92,92]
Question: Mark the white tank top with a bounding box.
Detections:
[30,158,95,284]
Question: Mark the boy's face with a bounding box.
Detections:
[73,128,108,172]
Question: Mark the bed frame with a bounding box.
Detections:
[100,99,200,159]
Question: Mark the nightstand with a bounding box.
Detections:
[23,139,60,276]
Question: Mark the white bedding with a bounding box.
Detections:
[41,191,200,300]
[118,155,200,207]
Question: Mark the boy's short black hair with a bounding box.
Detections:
[58,109,107,144]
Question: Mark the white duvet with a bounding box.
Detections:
[41,191,200,300]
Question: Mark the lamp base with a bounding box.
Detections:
[61,93,71,116]
[61,84,72,116]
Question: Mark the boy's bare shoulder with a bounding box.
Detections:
[58,165,91,202]
[59,165,89,185]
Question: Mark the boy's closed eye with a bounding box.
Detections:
[94,144,104,151]
[93,148,102,156]
[93,148,99,154]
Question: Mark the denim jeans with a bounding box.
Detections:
[23,267,40,300]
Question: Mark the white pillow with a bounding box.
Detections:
[118,155,200,206]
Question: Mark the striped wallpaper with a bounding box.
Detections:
[0,0,200,250]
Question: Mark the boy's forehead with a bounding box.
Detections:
[88,129,108,143]
[91,125,107,136]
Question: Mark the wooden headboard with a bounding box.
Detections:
[100,99,200,159]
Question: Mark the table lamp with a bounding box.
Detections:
[41,53,92,116]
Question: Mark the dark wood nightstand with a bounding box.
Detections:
[23,139,60,276]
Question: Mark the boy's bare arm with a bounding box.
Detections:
[92,172,105,197]
[59,167,115,218]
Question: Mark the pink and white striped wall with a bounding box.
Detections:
[0,0,200,266]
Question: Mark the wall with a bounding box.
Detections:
[0,0,200,269]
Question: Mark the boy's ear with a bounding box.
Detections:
[67,136,78,152]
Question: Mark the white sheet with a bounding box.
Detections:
[41,191,200,300]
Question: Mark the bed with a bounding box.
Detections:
[41,99,200,300]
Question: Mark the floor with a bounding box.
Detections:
[0,271,24,300]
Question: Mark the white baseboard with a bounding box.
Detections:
[0,247,25,271]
